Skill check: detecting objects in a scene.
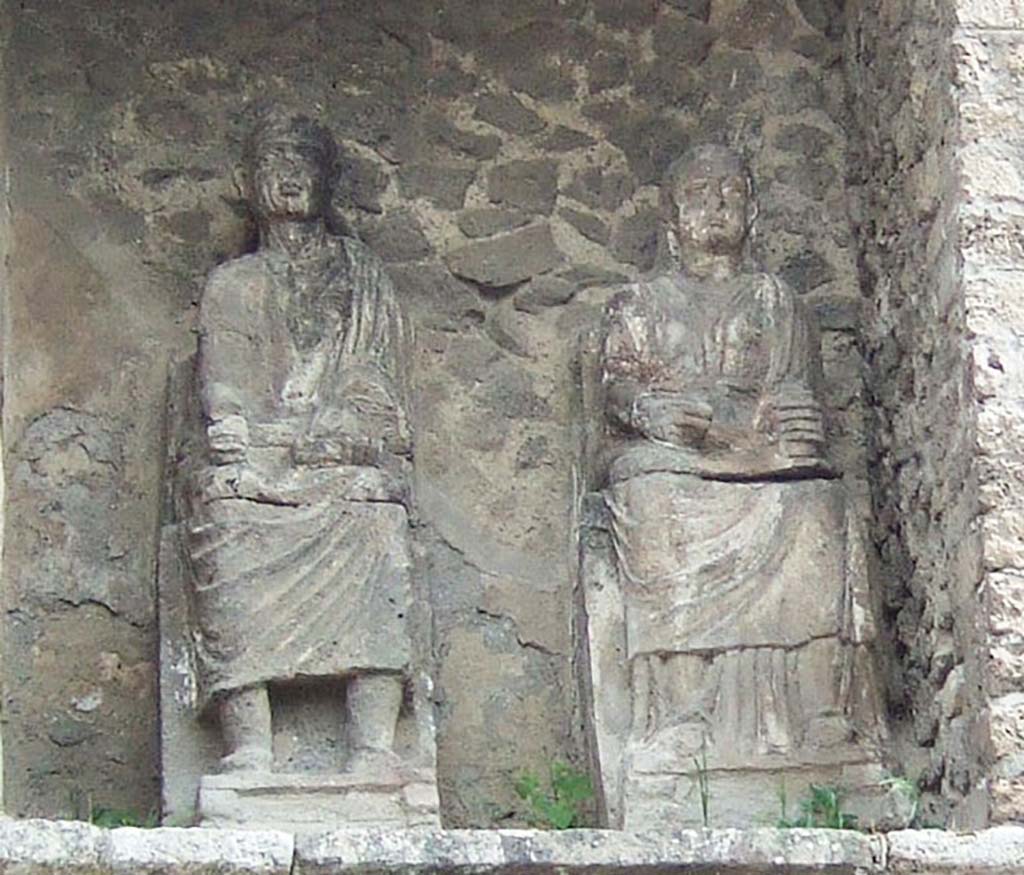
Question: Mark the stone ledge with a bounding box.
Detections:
[295,828,885,875]
[1,822,1024,874]
[887,826,1024,873]
[0,819,294,875]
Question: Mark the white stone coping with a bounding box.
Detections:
[0,821,1021,874]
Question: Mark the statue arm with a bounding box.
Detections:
[602,291,712,447]
[197,268,255,465]
[755,277,828,464]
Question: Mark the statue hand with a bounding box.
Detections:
[773,389,826,462]
[208,414,249,464]
[293,432,383,467]
[633,393,712,446]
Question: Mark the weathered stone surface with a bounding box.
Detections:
[887,827,1024,873]
[398,164,476,210]
[653,15,714,65]
[445,225,564,289]
[458,209,532,239]
[106,827,294,875]
[294,828,884,875]
[580,146,886,829]
[475,93,544,136]
[541,127,595,152]
[514,276,577,314]
[588,48,629,93]
[334,155,388,215]
[780,249,837,293]
[164,111,438,830]
[0,819,105,874]
[566,167,635,212]
[359,209,434,262]
[559,206,610,245]
[610,209,659,271]
[388,263,484,332]
[488,160,559,214]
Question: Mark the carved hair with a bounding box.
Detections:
[245,108,338,175]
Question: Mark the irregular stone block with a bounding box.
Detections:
[488,160,559,214]
[514,276,577,314]
[458,209,532,239]
[359,209,434,262]
[398,165,475,210]
[445,225,564,289]
[542,127,595,153]
[559,206,610,245]
[475,93,544,136]
[610,209,659,271]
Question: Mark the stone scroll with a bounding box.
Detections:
[158,110,438,831]
[575,145,895,830]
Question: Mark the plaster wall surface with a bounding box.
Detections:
[3,0,865,822]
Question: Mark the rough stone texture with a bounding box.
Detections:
[845,0,1021,828]
[445,225,564,290]
[953,6,1024,825]
[105,826,293,875]
[2,0,867,825]
[296,828,884,875]
[10,822,1024,875]
[0,819,293,875]
[887,826,1024,873]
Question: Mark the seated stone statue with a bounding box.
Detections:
[177,109,437,828]
[581,144,887,829]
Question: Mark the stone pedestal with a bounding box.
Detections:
[198,770,441,833]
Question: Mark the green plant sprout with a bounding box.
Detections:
[514,761,594,829]
[89,806,159,829]
[777,783,858,830]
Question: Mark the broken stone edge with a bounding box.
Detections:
[1,820,1023,874]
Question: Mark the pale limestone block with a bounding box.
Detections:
[295,829,504,875]
[955,0,1024,28]
[887,825,1024,872]
[296,828,884,875]
[106,827,293,875]
[0,819,105,875]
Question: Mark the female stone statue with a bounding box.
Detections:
[594,144,885,826]
[185,110,417,777]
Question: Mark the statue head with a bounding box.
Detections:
[662,145,755,261]
[246,109,337,223]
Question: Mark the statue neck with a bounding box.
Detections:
[680,246,742,282]
[261,218,328,259]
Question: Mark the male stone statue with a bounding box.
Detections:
[179,109,437,827]
[581,144,888,828]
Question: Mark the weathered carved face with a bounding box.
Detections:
[252,141,327,222]
[671,155,752,256]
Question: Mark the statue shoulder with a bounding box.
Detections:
[204,253,263,295]
[200,253,265,324]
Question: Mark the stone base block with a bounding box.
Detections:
[623,761,905,831]
[197,770,441,832]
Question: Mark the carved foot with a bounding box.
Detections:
[345,747,404,779]
[219,744,273,773]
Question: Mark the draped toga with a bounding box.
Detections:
[185,235,414,709]
[601,270,873,665]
